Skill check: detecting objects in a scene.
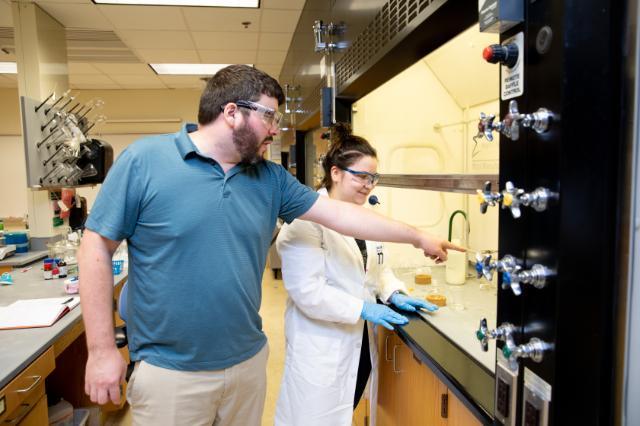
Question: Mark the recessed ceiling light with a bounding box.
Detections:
[93,0,258,6]
[0,62,17,74]
[150,63,251,75]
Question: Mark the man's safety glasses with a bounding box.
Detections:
[234,100,283,129]
[340,166,380,186]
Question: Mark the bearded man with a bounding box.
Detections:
[79,64,461,426]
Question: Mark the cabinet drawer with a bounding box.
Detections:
[0,347,55,424]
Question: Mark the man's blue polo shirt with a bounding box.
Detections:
[85,123,319,371]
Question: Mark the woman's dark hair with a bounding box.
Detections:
[198,65,285,125]
[319,122,377,190]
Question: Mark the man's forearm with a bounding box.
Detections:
[300,196,423,246]
[79,232,119,352]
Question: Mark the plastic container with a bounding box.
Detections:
[14,242,29,253]
[445,238,466,285]
[64,277,80,294]
[4,232,28,245]
[73,408,90,426]
[49,399,74,426]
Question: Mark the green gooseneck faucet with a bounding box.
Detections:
[448,210,469,243]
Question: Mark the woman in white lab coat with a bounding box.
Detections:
[275,123,439,426]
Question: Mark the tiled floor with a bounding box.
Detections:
[105,268,287,426]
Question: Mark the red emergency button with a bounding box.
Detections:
[482,43,519,68]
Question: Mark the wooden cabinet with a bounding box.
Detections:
[17,394,48,426]
[353,396,369,426]
[0,347,55,425]
[376,326,482,426]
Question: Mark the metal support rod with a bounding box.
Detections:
[44,92,69,115]
[41,113,58,131]
[58,97,75,112]
[77,107,93,121]
[42,145,65,167]
[34,92,54,113]
[67,103,81,114]
[36,129,60,149]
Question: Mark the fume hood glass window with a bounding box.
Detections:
[352,24,500,370]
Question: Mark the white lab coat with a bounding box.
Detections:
[274,189,406,426]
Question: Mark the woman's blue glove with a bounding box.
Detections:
[361,302,408,330]
[390,292,439,312]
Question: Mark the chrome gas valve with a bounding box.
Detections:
[477,181,558,218]
[500,256,555,296]
[501,337,554,372]
[475,254,554,296]
[476,318,517,353]
[474,252,513,282]
[476,100,555,141]
[501,181,559,218]
[476,181,502,214]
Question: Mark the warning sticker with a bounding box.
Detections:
[501,32,524,100]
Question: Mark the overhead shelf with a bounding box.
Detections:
[377,174,499,194]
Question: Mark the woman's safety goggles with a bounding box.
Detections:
[340,166,381,186]
[234,100,283,130]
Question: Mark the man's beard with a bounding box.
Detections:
[233,122,268,165]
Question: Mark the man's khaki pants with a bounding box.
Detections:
[127,344,268,426]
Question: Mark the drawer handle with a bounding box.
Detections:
[392,345,402,373]
[14,375,41,393]
[384,335,392,361]
[4,403,30,424]
[441,393,448,419]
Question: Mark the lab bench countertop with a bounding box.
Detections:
[391,265,498,421]
[0,261,127,389]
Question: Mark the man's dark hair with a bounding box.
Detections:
[198,65,285,125]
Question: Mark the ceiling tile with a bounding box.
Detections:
[0,78,15,86]
[0,78,17,88]
[68,62,103,75]
[0,1,12,27]
[109,74,166,88]
[191,31,258,50]
[256,49,286,65]
[98,5,187,30]
[183,8,261,32]
[135,48,200,63]
[258,32,293,51]
[117,30,195,49]
[198,50,256,64]
[260,9,301,33]
[92,63,153,75]
[36,0,93,4]
[35,3,114,30]
[159,75,205,89]
[254,64,282,79]
[70,81,121,89]
[1,52,16,62]
[69,74,118,86]
[261,0,305,9]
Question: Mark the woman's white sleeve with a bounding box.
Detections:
[276,220,363,324]
[374,244,409,303]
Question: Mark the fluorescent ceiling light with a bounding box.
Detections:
[93,0,257,6]
[0,62,17,74]
[150,63,251,75]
